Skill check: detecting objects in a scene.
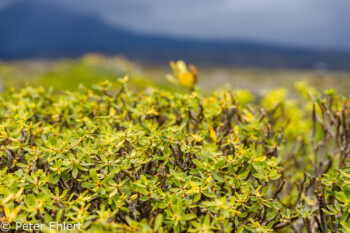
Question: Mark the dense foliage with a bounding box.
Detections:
[0,75,350,232]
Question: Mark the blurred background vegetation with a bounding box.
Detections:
[1,53,350,97]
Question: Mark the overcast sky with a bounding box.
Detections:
[4,0,350,51]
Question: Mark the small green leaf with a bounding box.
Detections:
[215,159,226,169]
[154,214,163,230]
[89,169,99,182]
[182,214,196,221]
[72,166,78,179]
[82,182,96,189]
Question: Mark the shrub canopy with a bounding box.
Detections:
[0,79,350,233]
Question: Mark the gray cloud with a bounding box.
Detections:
[19,0,350,50]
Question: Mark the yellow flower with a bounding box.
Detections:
[208,126,217,142]
[261,88,287,109]
[167,60,197,89]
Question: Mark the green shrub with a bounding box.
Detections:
[0,77,349,233]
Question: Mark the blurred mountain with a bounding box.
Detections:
[1,0,350,70]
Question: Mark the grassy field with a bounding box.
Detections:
[1,54,350,97]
